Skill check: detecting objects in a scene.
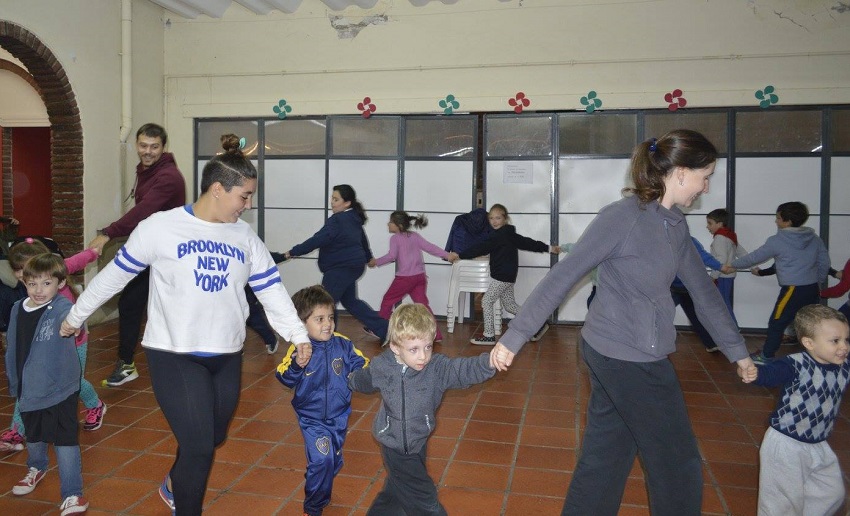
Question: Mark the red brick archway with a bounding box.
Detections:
[0,20,83,252]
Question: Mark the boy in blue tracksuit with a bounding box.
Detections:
[275,285,368,516]
[723,202,830,363]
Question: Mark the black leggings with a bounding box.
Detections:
[117,267,150,363]
[145,348,242,516]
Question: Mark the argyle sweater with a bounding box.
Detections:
[754,352,850,443]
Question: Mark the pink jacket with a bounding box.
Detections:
[59,248,99,346]
[374,232,448,277]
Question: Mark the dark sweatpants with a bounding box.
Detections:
[762,283,819,359]
[367,444,447,516]
[563,339,702,516]
[117,267,149,364]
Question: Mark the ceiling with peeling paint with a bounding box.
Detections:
[147,0,508,18]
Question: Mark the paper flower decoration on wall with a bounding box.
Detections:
[273,99,292,119]
[580,91,602,113]
[508,92,530,114]
[664,89,687,111]
[357,97,377,118]
[439,94,460,115]
[755,86,779,108]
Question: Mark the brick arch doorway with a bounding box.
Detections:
[0,20,83,252]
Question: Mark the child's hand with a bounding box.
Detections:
[89,246,102,256]
[295,342,312,367]
[550,245,561,254]
[736,357,758,383]
[60,319,81,337]
[750,267,761,276]
[446,252,459,263]
[367,258,377,268]
[720,264,735,274]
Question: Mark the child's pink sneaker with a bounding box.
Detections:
[0,428,25,452]
[83,401,107,431]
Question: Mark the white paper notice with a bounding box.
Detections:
[503,161,533,184]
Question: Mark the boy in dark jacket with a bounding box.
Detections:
[723,201,830,363]
[5,253,88,515]
[275,285,368,516]
[348,303,496,515]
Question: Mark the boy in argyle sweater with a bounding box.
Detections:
[740,304,850,515]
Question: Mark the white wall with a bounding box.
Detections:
[0,0,167,246]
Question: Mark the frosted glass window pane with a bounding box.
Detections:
[486,116,552,157]
[331,117,399,156]
[404,161,474,214]
[264,160,326,209]
[265,119,326,156]
[405,118,475,158]
[736,111,821,153]
[833,109,850,152]
[644,113,728,154]
[830,158,850,215]
[197,121,259,156]
[559,158,630,213]
[734,158,821,214]
[485,160,552,213]
[559,114,637,155]
[328,160,398,211]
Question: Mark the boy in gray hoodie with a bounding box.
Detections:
[348,303,495,515]
[723,202,830,363]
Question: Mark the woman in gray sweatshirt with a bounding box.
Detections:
[489,129,754,516]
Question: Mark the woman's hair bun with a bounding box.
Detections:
[220,133,241,154]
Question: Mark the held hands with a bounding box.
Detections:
[367,258,377,268]
[550,245,561,254]
[60,319,81,338]
[446,252,460,263]
[736,357,758,383]
[295,342,313,367]
[489,342,515,372]
[750,267,761,276]
[87,234,110,254]
[720,264,735,275]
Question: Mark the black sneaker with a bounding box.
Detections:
[266,339,279,354]
[470,334,496,346]
[104,360,139,387]
[530,323,550,342]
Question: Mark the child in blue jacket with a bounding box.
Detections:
[5,253,88,515]
[275,285,369,516]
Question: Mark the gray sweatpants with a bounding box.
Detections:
[758,427,845,516]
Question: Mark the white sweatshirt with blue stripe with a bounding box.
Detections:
[66,205,308,354]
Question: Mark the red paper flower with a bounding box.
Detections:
[508,92,531,114]
[664,89,687,111]
[357,97,377,118]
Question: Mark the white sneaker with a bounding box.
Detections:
[12,467,45,495]
[266,339,279,354]
[59,495,89,515]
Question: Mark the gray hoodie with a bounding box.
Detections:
[348,349,494,454]
[500,195,748,363]
[731,227,829,287]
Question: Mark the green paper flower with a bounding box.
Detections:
[755,86,779,109]
[273,99,293,119]
[439,94,460,115]
[580,91,603,113]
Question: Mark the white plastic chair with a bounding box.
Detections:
[446,258,501,334]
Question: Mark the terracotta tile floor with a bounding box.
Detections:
[2,315,849,515]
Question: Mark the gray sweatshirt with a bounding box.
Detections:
[348,349,494,454]
[730,227,829,287]
[500,195,748,363]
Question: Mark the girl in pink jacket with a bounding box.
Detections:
[369,211,449,341]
